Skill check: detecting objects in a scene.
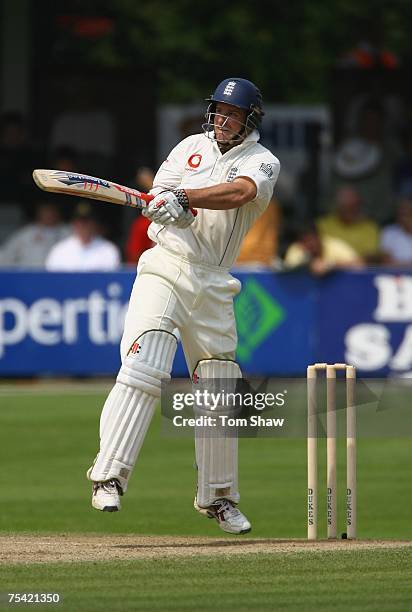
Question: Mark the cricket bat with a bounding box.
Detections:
[32,169,154,209]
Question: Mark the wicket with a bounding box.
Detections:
[307,363,356,540]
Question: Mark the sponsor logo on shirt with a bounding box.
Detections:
[227,167,238,182]
[186,153,202,171]
[259,163,274,178]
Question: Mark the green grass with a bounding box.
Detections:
[0,389,411,611]
[1,550,412,611]
[0,392,410,537]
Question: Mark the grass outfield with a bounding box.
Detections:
[0,389,410,537]
[0,387,411,610]
[1,550,412,611]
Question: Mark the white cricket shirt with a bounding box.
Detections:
[148,130,280,267]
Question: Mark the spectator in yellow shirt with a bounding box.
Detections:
[284,223,362,276]
[235,199,280,268]
[317,186,379,259]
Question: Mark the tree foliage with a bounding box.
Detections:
[56,0,412,102]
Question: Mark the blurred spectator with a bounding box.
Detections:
[49,145,79,172]
[125,216,153,264]
[45,200,120,271]
[317,186,379,260]
[0,111,39,208]
[380,199,412,265]
[284,223,362,276]
[50,89,114,177]
[393,130,412,199]
[235,199,280,268]
[123,166,155,262]
[333,102,398,223]
[132,166,155,193]
[0,200,69,268]
[338,40,398,70]
[46,146,80,220]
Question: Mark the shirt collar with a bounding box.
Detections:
[243,129,260,144]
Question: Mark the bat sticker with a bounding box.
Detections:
[52,171,111,191]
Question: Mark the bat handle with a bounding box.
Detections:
[139,193,154,204]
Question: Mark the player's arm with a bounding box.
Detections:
[184,177,256,210]
[185,155,280,211]
[143,177,254,227]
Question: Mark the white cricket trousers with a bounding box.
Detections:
[89,244,242,499]
[121,245,241,371]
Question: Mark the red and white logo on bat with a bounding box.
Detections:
[187,154,202,169]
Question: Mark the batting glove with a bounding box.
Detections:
[143,190,196,227]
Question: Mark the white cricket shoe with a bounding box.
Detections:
[194,497,251,534]
[92,479,122,512]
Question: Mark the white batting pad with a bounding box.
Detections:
[88,330,177,491]
[194,359,242,507]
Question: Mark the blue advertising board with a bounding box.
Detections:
[0,271,134,375]
[234,271,316,374]
[317,269,412,377]
[0,270,315,376]
[1,268,411,377]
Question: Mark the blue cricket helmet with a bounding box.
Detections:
[205,77,264,132]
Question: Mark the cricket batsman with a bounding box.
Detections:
[87,77,280,534]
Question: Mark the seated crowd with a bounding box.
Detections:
[283,186,412,275]
[1,182,412,273]
[0,103,410,273]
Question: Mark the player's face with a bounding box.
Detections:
[213,102,247,143]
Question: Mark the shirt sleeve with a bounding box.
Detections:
[150,136,194,196]
[236,152,280,208]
